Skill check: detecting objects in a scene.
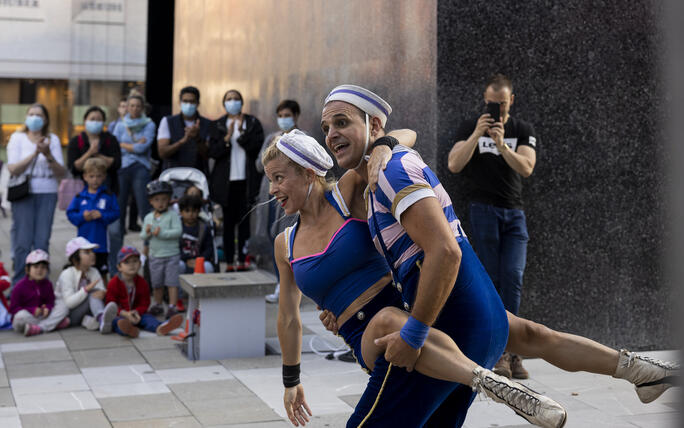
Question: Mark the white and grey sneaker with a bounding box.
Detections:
[99,302,118,334]
[613,349,679,403]
[265,283,280,304]
[81,315,99,331]
[472,367,567,428]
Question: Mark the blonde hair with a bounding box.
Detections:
[83,157,107,174]
[262,138,333,192]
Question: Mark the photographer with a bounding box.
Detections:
[447,73,537,379]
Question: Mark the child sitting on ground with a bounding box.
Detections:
[55,237,107,331]
[9,250,70,336]
[104,246,183,337]
[0,262,12,329]
[178,194,214,274]
[141,180,182,318]
[66,157,120,281]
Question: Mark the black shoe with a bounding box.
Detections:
[337,349,356,363]
[128,224,142,232]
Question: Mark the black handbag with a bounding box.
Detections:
[7,158,36,202]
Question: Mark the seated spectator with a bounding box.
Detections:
[104,246,183,338]
[66,157,120,280]
[178,195,214,274]
[55,237,107,330]
[0,263,12,329]
[9,250,69,336]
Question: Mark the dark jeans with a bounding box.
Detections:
[222,180,250,265]
[469,202,529,315]
[109,162,151,274]
[112,313,160,336]
[10,193,57,284]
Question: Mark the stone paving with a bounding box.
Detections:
[0,210,677,427]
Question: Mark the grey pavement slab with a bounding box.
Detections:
[72,345,146,368]
[0,332,60,344]
[219,355,282,371]
[99,393,190,422]
[131,335,179,351]
[183,395,281,426]
[0,386,14,407]
[169,380,255,403]
[2,347,72,367]
[5,360,80,379]
[0,370,8,388]
[60,328,134,351]
[19,409,111,428]
[111,416,202,428]
[141,348,218,370]
[338,394,361,409]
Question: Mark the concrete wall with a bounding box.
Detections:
[436,1,671,350]
[173,0,438,164]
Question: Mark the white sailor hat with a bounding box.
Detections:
[276,130,334,176]
[324,84,392,127]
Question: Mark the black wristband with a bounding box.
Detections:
[283,363,301,388]
[371,135,398,151]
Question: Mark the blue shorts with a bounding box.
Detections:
[346,239,509,427]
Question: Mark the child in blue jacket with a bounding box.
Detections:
[67,157,120,280]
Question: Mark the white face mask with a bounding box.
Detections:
[354,113,370,170]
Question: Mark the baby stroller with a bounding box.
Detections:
[158,167,220,271]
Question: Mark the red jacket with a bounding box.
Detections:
[105,274,150,315]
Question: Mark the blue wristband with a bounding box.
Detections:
[399,316,430,349]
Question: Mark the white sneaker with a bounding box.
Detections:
[472,367,567,428]
[265,283,280,303]
[613,349,679,403]
[81,315,99,331]
[99,302,118,334]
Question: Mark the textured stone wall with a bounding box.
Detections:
[436,1,671,350]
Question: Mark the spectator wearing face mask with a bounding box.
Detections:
[67,106,122,194]
[207,89,264,270]
[7,104,67,284]
[157,86,211,174]
[254,99,302,302]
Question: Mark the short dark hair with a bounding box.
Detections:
[180,86,200,103]
[485,73,513,92]
[222,89,243,103]
[127,94,145,105]
[178,194,202,211]
[276,99,300,116]
[119,96,128,103]
[83,105,106,122]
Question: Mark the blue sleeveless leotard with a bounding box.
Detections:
[287,183,390,318]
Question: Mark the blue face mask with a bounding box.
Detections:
[25,115,44,132]
[180,102,197,117]
[85,120,103,134]
[224,100,242,116]
[277,117,295,131]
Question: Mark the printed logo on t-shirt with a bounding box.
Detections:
[529,136,536,147]
[97,198,107,210]
[81,199,87,205]
[478,137,518,156]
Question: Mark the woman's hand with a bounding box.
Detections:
[284,384,312,427]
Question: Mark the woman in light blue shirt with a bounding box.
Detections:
[110,94,156,272]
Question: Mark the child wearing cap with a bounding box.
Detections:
[178,194,214,274]
[54,237,108,330]
[9,250,70,336]
[66,157,120,281]
[141,180,182,318]
[104,246,183,337]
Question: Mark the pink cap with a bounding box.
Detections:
[25,249,49,265]
[65,237,98,258]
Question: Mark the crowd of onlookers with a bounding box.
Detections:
[1,85,302,336]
